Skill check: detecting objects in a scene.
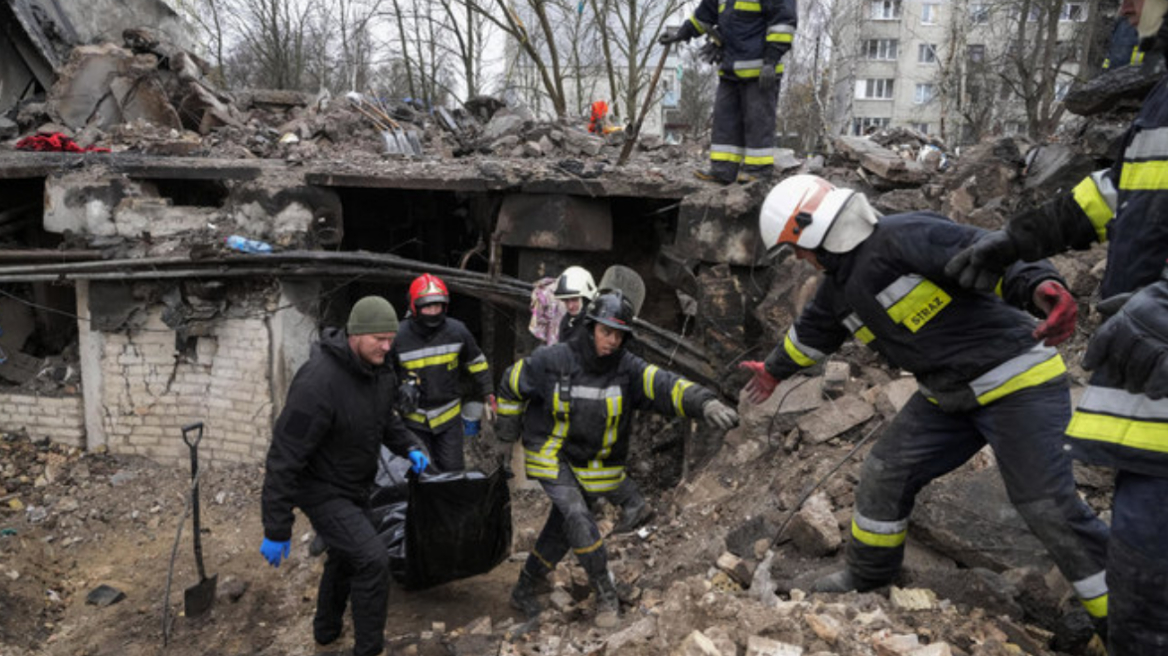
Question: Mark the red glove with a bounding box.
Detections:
[484,394,497,422]
[739,361,780,404]
[1032,280,1077,346]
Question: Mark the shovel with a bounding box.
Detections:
[182,421,217,617]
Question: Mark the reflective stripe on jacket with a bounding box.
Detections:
[689,0,796,78]
[496,339,714,491]
[390,316,492,430]
[763,212,1066,413]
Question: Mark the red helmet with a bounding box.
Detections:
[408,273,449,314]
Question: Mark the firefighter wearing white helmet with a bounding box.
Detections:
[942,0,1168,648]
[741,175,1109,640]
[554,266,599,343]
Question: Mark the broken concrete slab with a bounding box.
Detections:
[745,635,803,656]
[673,183,767,265]
[1022,144,1096,196]
[496,194,612,250]
[795,395,875,444]
[912,465,1053,573]
[109,75,180,130]
[50,44,131,130]
[787,492,841,557]
[836,136,928,185]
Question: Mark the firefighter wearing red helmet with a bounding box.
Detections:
[389,273,495,471]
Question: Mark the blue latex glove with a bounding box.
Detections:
[260,537,291,567]
[408,449,429,474]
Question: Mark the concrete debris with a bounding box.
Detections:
[787,492,841,557]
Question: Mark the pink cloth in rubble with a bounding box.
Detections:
[529,277,567,345]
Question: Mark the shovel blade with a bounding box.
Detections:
[183,574,218,617]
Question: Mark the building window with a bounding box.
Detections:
[871,0,902,20]
[1005,121,1027,135]
[968,44,986,63]
[910,122,929,134]
[864,39,899,60]
[1060,2,1086,21]
[921,3,939,24]
[969,4,989,24]
[914,83,936,104]
[857,78,895,99]
[852,117,891,135]
[918,43,938,63]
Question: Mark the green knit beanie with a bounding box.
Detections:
[347,296,399,335]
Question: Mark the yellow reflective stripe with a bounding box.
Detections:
[597,396,621,459]
[711,151,744,162]
[783,334,817,367]
[1067,412,1168,454]
[851,518,907,548]
[401,352,458,369]
[974,354,1066,406]
[531,547,555,570]
[508,360,525,398]
[405,411,426,423]
[497,401,523,416]
[886,280,951,333]
[744,154,775,165]
[855,327,875,344]
[731,63,784,78]
[573,538,604,555]
[671,380,694,417]
[467,360,489,373]
[766,32,794,43]
[1081,593,1108,619]
[1119,160,1168,191]
[994,278,1003,298]
[430,402,461,428]
[1072,177,1115,242]
[734,0,761,9]
[643,364,659,400]
[689,15,707,33]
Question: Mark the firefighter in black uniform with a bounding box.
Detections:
[741,176,1110,634]
[391,273,494,472]
[944,0,1168,648]
[660,0,797,184]
[496,291,740,627]
[260,296,429,656]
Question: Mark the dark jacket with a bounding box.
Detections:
[557,311,588,344]
[681,0,797,78]
[389,316,493,432]
[496,332,714,493]
[764,212,1065,412]
[1009,70,1168,475]
[261,328,424,542]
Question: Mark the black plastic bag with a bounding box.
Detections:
[400,468,512,590]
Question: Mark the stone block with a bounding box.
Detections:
[873,633,921,656]
[803,612,843,645]
[788,492,841,557]
[672,631,722,656]
[605,616,657,652]
[745,635,803,656]
[796,396,874,443]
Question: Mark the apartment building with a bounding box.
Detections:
[831,0,1090,144]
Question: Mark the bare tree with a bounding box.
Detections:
[675,47,716,139]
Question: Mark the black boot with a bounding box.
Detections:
[810,569,887,593]
[510,569,544,619]
[591,573,620,628]
[612,499,655,534]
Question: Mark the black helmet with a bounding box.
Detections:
[585,291,635,332]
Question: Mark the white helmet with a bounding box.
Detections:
[554,266,598,301]
[1137,0,1168,46]
[758,174,879,255]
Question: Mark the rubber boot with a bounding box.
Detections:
[592,573,621,629]
[612,499,655,535]
[810,569,886,593]
[510,569,544,619]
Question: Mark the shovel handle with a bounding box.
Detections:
[182,422,204,449]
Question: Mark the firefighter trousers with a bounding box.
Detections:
[710,76,780,182]
[407,419,464,472]
[844,382,1109,618]
[304,497,390,656]
[1107,470,1168,655]
[522,463,608,581]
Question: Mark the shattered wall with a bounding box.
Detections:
[98,307,273,467]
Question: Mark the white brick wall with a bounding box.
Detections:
[0,393,85,447]
[100,307,274,468]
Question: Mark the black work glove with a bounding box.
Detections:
[397,374,421,415]
[944,229,1020,292]
[699,40,723,65]
[1084,280,1168,399]
[702,399,740,430]
[759,64,778,93]
[659,23,695,46]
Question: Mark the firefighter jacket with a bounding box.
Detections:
[390,316,493,432]
[496,334,715,493]
[764,212,1066,413]
[261,328,425,542]
[1002,74,1168,476]
[682,0,796,78]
